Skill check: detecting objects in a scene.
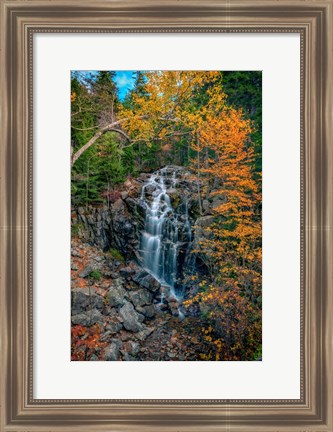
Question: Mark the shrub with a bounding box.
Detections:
[89,269,101,281]
[108,248,125,262]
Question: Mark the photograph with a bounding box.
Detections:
[70,70,262,361]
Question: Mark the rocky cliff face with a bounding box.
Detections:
[71,166,221,360]
[72,166,217,263]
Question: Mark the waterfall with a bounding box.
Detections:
[140,166,193,298]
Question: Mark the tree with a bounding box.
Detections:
[184,94,262,360]
[71,71,222,166]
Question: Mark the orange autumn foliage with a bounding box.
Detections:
[71,324,107,361]
[183,76,261,360]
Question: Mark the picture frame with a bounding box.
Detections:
[0,0,332,431]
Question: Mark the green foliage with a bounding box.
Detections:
[221,71,262,176]
[71,223,84,237]
[89,269,101,281]
[108,248,125,262]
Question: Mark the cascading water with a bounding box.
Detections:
[140,166,193,300]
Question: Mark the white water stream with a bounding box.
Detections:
[140,167,192,300]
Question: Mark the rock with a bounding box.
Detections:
[94,256,104,262]
[135,326,155,341]
[136,304,156,319]
[167,295,178,304]
[112,198,125,212]
[79,263,96,278]
[119,302,143,332]
[71,308,103,326]
[129,289,152,307]
[71,249,82,257]
[202,199,210,212]
[132,270,161,293]
[119,266,135,278]
[212,197,224,210]
[161,285,172,298]
[123,340,140,356]
[71,287,104,314]
[121,191,128,200]
[103,340,122,361]
[90,354,99,361]
[107,284,127,307]
[119,330,132,342]
[195,215,216,228]
[105,320,123,334]
[71,262,79,271]
[194,216,216,242]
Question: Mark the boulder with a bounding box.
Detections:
[123,340,140,356]
[132,270,161,293]
[107,284,127,307]
[129,289,153,307]
[119,302,143,332]
[119,266,135,278]
[71,308,103,326]
[103,340,123,361]
[71,287,104,314]
[136,304,156,319]
[134,326,155,341]
[195,215,216,228]
[79,263,96,278]
[105,320,123,334]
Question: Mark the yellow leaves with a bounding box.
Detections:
[71,92,77,102]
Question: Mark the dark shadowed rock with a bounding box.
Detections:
[71,287,104,314]
[136,304,156,319]
[119,266,135,278]
[132,270,161,293]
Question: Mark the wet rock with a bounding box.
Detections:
[132,270,161,293]
[119,302,143,332]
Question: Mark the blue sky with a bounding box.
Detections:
[114,71,136,100]
[74,70,136,101]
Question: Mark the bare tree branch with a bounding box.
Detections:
[71,116,148,166]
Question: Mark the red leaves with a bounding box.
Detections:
[71,324,108,361]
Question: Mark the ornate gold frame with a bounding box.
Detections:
[1,1,332,431]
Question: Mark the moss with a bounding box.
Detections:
[71,223,84,237]
[108,248,125,262]
[89,269,101,281]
